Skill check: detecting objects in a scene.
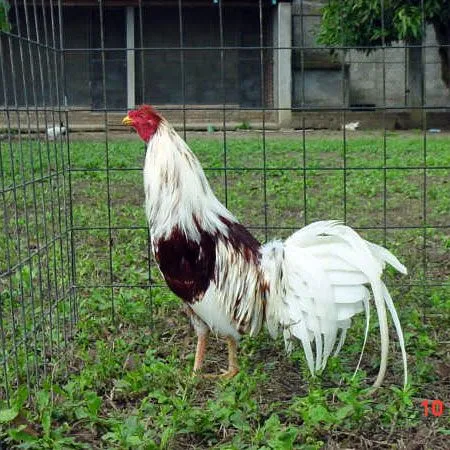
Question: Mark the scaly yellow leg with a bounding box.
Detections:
[223,336,239,379]
[193,333,208,374]
[203,336,239,379]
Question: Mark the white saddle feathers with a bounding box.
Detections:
[261,220,408,387]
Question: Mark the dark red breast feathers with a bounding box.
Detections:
[154,216,261,304]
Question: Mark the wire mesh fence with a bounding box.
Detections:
[0,0,74,402]
[1,0,449,404]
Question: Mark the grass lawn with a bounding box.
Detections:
[0,130,449,448]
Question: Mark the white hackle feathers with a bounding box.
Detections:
[144,121,235,243]
[261,221,408,388]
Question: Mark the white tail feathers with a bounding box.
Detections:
[261,220,408,388]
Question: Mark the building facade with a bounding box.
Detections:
[292,0,450,110]
[1,1,292,125]
[1,0,448,128]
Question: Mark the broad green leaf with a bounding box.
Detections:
[0,407,19,423]
[36,390,50,411]
[335,404,354,421]
[126,435,143,446]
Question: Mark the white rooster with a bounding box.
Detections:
[123,105,407,387]
[343,121,360,131]
[46,121,66,140]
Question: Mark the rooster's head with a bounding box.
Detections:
[122,105,162,143]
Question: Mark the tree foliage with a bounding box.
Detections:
[317,0,450,88]
[318,0,447,48]
[0,0,10,32]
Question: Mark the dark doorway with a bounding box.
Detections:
[135,5,268,107]
[90,9,127,110]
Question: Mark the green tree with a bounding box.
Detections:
[0,0,10,32]
[317,0,450,95]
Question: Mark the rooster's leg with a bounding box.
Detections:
[193,332,209,374]
[202,336,239,379]
[185,305,209,375]
[222,336,239,379]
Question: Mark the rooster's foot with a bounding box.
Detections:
[201,367,239,379]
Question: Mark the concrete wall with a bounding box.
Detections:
[346,46,406,108]
[424,27,450,107]
[273,1,292,125]
[292,1,348,107]
[292,0,450,109]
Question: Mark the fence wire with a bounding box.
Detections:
[1,0,449,403]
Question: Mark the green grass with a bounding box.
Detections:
[0,131,449,448]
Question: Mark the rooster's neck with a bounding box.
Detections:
[143,123,235,242]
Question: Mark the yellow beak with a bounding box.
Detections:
[122,115,133,126]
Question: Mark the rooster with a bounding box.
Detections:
[343,121,360,131]
[46,121,66,140]
[122,105,407,387]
